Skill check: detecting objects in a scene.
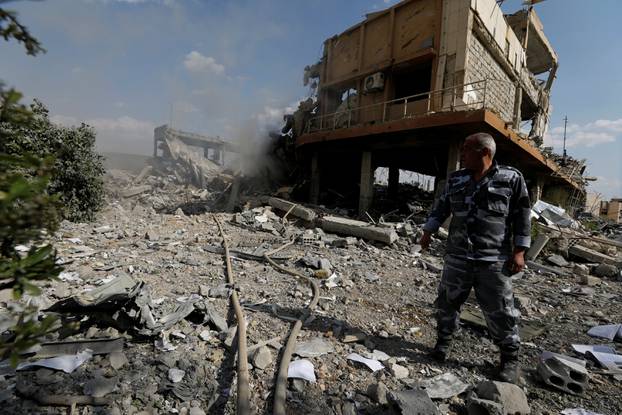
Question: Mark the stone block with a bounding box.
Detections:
[388,388,440,415]
[467,396,504,415]
[475,380,530,415]
[594,263,619,279]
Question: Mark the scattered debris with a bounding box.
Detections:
[537,351,588,395]
[287,359,316,383]
[420,372,469,399]
[388,388,440,415]
[320,215,398,244]
[472,380,530,415]
[588,324,622,341]
[346,353,384,373]
[294,337,335,358]
[17,350,93,374]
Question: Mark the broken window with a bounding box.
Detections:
[392,60,433,100]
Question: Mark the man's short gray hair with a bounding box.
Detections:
[466,132,496,158]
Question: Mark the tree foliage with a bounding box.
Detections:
[1,100,106,221]
[0,1,45,56]
[0,3,63,364]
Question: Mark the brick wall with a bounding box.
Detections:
[465,34,516,122]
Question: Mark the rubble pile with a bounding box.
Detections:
[105,156,273,216]
[1,170,621,414]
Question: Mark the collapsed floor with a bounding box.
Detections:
[1,165,622,415]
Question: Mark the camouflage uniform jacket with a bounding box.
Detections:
[423,162,531,261]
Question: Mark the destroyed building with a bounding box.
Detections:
[600,198,622,224]
[292,0,584,215]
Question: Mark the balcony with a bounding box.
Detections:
[306,79,515,134]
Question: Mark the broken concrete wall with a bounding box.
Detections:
[163,133,222,188]
[465,34,516,122]
[470,0,525,73]
[435,0,471,109]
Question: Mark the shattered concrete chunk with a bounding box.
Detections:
[294,337,335,358]
[109,351,128,370]
[547,254,569,267]
[251,346,273,370]
[594,263,619,279]
[467,396,504,415]
[389,363,409,379]
[389,388,440,415]
[121,185,152,198]
[84,376,118,398]
[421,372,469,399]
[367,382,389,405]
[475,380,530,414]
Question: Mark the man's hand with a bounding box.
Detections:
[419,231,432,251]
[507,248,526,274]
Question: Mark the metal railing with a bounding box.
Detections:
[306,79,514,134]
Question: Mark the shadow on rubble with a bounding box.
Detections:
[209,304,239,415]
[246,302,496,382]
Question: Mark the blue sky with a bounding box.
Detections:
[1,0,620,198]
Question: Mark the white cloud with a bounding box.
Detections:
[51,114,156,155]
[183,51,225,75]
[545,118,622,148]
[174,101,199,114]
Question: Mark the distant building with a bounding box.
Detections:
[600,199,622,223]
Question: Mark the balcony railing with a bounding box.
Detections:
[305,79,514,134]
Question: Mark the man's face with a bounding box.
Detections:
[460,137,487,171]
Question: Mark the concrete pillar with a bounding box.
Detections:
[358,151,373,216]
[153,139,159,158]
[446,139,461,177]
[213,148,222,165]
[526,234,550,260]
[226,178,241,213]
[388,167,399,199]
[530,176,545,205]
[513,82,523,130]
[309,151,320,204]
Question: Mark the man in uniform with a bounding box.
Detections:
[419,132,531,384]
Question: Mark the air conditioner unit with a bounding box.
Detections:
[364,72,385,93]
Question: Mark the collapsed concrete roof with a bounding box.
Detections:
[505,9,558,74]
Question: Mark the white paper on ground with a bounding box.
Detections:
[17,349,92,374]
[346,353,384,372]
[325,273,340,289]
[287,359,316,383]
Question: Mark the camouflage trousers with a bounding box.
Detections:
[434,255,521,354]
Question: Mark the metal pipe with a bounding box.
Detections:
[267,247,319,415]
[214,215,252,415]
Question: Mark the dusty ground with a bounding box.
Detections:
[1,172,621,415]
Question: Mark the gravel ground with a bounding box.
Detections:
[1,179,621,415]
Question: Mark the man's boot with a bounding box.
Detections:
[499,352,521,384]
[430,338,451,362]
